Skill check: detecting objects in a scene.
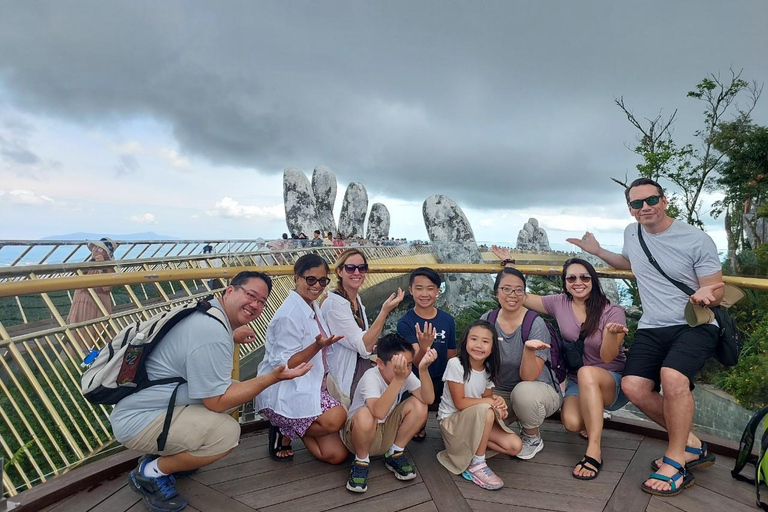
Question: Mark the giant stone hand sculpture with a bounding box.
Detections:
[283,166,390,240]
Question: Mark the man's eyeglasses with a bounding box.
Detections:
[499,286,525,296]
[342,263,369,274]
[565,274,592,284]
[628,195,662,209]
[236,286,268,307]
[299,275,331,287]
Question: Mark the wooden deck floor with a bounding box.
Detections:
[40,416,757,512]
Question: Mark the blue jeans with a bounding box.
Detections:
[563,369,628,411]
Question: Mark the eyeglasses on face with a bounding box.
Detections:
[298,275,331,287]
[565,274,592,284]
[342,263,369,274]
[498,286,525,296]
[235,285,268,307]
[628,195,662,209]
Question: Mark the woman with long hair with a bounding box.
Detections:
[492,246,628,481]
[321,249,404,406]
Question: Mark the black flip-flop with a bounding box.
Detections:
[268,425,294,462]
[572,455,602,480]
[411,428,427,443]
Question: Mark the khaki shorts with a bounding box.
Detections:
[122,405,240,457]
[341,400,408,456]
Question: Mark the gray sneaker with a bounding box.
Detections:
[516,434,544,460]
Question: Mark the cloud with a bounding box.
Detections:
[205,197,283,220]
[115,154,140,176]
[127,213,158,224]
[0,188,54,206]
[159,148,190,170]
[0,133,41,165]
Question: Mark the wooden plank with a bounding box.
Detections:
[461,482,606,512]
[542,429,642,451]
[603,436,664,512]
[328,482,432,512]
[408,434,472,512]
[236,463,389,508]
[12,449,143,512]
[467,498,574,512]
[44,476,127,512]
[689,459,757,507]
[257,472,422,512]
[88,484,141,512]
[488,464,618,501]
[191,448,316,485]
[212,457,342,496]
[646,497,685,512]
[491,458,622,487]
[653,482,758,512]
[175,477,258,512]
[400,500,439,512]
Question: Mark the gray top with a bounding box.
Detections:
[480,310,555,392]
[110,299,234,442]
[622,221,721,329]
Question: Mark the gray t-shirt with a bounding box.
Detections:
[110,299,234,442]
[622,221,721,329]
[480,310,555,392]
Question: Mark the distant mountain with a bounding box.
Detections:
[42,232,178,241]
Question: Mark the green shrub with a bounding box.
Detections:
[717,313,768,410]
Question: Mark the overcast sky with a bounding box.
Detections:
[1,1,767,251]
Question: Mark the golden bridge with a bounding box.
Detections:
[0,239,765,512]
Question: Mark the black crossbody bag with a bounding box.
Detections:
[636,224,742,367]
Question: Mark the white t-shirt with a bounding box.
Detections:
[437,357,494,420]
[347,367,420,423]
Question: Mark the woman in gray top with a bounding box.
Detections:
[480,267,562,461]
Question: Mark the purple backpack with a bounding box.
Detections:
[488,308,566,384]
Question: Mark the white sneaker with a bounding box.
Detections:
[516,434,544,460]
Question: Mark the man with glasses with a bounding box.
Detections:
[568,177,724,497]
[113,271,312,512]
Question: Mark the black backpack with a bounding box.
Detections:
[732,405,768,511]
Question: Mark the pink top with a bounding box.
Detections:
[541,294,627,382]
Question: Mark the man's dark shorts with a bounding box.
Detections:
[623,324,718,390]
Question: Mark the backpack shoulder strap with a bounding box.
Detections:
[637,223,696,296]
[488,308,500,326]
[195,299,230,331]
[521,310,539,341]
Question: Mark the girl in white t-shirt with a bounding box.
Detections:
[437,320,522,490]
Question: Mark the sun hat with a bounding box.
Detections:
[87,237,118,260]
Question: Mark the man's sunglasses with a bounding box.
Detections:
[628,195,662,209]
[298,275,331,287]
[342,263,369,274]
[565,274,592,284]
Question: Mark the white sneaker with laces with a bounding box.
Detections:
[516,434,544,460]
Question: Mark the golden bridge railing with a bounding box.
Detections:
[0,245,437,497]
[1,250,766,498]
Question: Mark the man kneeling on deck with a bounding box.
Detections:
[110,271,311,512]
[342,333,437,493]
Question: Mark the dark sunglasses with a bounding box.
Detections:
[299,275,331,287]
[628,195,662,209]
[342,263,369,274]
[565,274,592,284]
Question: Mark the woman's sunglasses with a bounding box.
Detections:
[565,274,592,284]
[342,263,369,274]
[628,195,662,209]
[298,275,331,287]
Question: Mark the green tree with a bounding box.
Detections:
[712,118,768,272]
[615,69,761,230]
